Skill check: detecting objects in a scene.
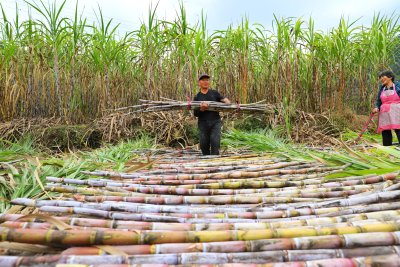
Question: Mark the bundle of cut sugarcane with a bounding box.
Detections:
[122,99,276,113]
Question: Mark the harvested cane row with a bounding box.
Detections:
[1,150,400,266]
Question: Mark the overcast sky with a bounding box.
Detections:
[1,0,399,34]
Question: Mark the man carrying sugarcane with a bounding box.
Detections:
[193,74,230,155]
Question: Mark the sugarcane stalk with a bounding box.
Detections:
[157,157,279,168]
[45,172,394,192]
[44,177,373,198]
[4,213,400,233]
[81,161,309,180]
[2,254,400,267]
[4,218,399,238]
[2,220,400,246]
[45,177,389,196]
[4,208,400,232]
[126,99,277,114]
[40,247,400,264]
[57,231,400,255]
[119,174,393,188]
[13,195,400,222]
[271,189,400,210]
[41,187,326,205]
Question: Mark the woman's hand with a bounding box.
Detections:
[372,107,379,114]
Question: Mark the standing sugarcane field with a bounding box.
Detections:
[1,0,400,266]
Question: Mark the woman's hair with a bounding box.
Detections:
[379,70,395,81]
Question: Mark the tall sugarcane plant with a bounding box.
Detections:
[0,1,398,122]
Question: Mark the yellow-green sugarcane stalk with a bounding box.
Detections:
[186,202,400,223]
[70,185,364,199]
[139,166,247,175]
[10,198,278,213]
[64,246,400,263]
[55,247,400,264]
[60,231,400,255]
[12,198,400,223]
[54,176,396,196]
[1,249,399,265]
[4,209,400,232]
[81,161,308,180]
[270,189,400,211]
[45,176,372,197]
[25,205,385,223]
[75,170,385,185]
[48,173,375,191]
[93,183,370,199]
[46,176,392,196]
[130,173,392,187]
[48,175,340,188]
[176,172,397,189]
[0,218,388,232]
[14,197,400,218]
[160,157,278,168]
[42,186,328,205]
[1,221,400,245]
[131,163,349,182]
[46,173,391,190]
[66,195,400,216]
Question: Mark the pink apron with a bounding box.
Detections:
[378,84,400,133]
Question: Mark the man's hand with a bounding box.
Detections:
[200,102,209,111]
[221,98,231,104]
[372,107,379,114]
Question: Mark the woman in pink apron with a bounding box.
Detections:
[372,70,400,146]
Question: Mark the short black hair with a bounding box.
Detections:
[379,70,395,81]
[198,74,210,81]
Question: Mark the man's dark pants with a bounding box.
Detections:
[198,120,221,155]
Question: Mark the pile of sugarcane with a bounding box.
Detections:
[117,98,276,114]
[1,150,400,266]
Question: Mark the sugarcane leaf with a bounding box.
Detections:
[5,205,23,214]
[41,158,65,167]
[0,162,19,175]
[338,139,370,162]
[27,157,53,200]
[325,168,400,179]
[370,143,400,158]
[0,197,10,203]
[95,245,128,256]
[125,156,162,173]
[0,241,56,253]
[305,152,327,164]
[125,161,155,173]
[16,214,72,230]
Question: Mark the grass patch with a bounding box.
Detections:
[325,168,400,179]
[0,134,155,212]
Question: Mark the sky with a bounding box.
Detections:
[1,0,399,34]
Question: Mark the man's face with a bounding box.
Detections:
[198,78,210,89]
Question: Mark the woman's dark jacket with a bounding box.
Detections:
[375,81,400,109]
